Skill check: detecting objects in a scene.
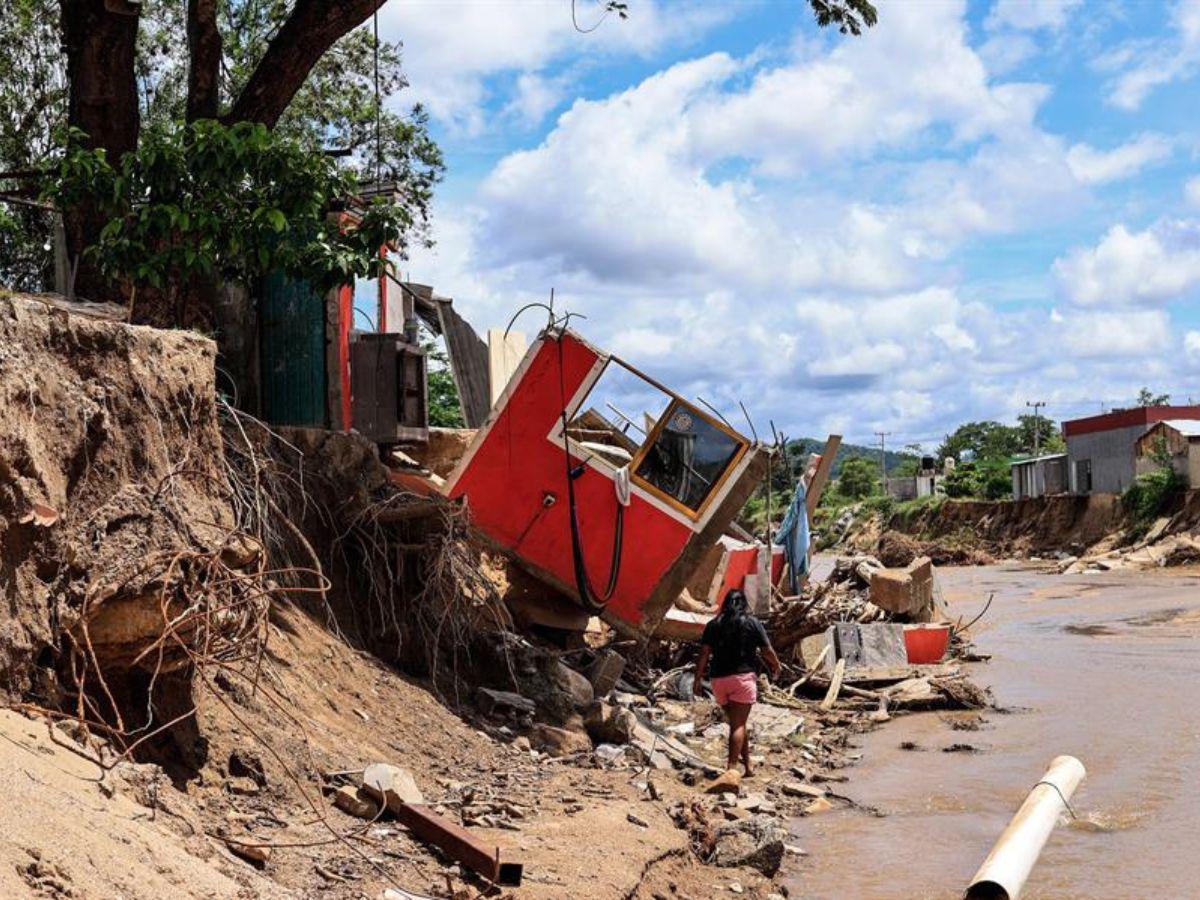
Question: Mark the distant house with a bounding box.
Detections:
[1010,453,1068,500]
[884,457,941,501]
[1063,405,1200,494]
[1134,420,1200,488]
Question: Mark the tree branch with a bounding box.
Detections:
[187,0,222,121]
[222,0,387,128]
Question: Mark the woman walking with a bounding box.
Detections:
[693,589,782,785]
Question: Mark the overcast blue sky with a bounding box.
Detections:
[379,0,1200,449]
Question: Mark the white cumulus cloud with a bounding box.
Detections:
[985,0,1083,32]
[1065,134,1173,184]
[1105,0,1200,111]
[1060,310,1171,358]
[1054,220,1200,306]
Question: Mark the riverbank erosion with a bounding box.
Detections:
[833,489,1200,573]
[789,562,1200,899]
[0,292,991,899]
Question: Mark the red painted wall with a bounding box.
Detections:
[719,544,759,600]
[447,333,692,629]
[1063,405,1200,437]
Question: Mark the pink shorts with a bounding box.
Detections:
[711,672,758,706]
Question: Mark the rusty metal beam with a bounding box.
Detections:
[392,803,523,887]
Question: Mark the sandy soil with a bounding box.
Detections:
[0,599,785,899]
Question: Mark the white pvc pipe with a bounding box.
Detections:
[964,755,1086,900]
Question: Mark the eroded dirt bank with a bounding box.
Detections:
[788,563,1200,899]
[0,293,996,899]
[838,489,1200,573]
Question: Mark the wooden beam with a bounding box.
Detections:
[806,434,842,516]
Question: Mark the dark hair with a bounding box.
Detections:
[715,588,750,626]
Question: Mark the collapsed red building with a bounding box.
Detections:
[440,327,773,638]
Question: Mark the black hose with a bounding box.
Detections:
[554,332,624,612]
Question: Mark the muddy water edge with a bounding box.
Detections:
[786,562,1200,900]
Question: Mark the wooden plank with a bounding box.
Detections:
[436,299,490,428]
[820,658,846,710]
[805,434,842,516]
[487,328,527,407]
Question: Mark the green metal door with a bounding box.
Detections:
[260,271,326,426]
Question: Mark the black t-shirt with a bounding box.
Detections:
[701,615,769,678]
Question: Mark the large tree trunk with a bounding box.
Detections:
[186,0,222,121]
[59,0,141,303]
[223,0,386,128]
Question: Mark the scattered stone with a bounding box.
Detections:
[627,812,649,828]
[512,735,531,752]
[226,840,270,866]
[226,776,260,797]
[899,741,923,751]
[705,769,742,796]
[736,794,776,814]
[584,701,637,745]
[588,650,627,696]
[333,785,381,819]
[780,782,826,800]
[529,723,593,758]
[942,743,979,754]
[804,797,834,815]
[594,743,628,766]
[476,687,536,718]
[362,763,424,811]
[711,815,786,876]
[554,661,596,709]
[228,750,266,786]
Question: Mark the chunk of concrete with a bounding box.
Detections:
[851,623,908,669]
[587,650,627,696]
[711,815,786,876]
[361,763,424,811]
[583,701,637,745]
[529,723,593,757]
[799,630,834,673]
[869,556,933,616]
[553,662,595,709]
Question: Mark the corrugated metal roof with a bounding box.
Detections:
[1010,452,1067,467]
[1152,419,1200,437]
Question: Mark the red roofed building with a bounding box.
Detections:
[1063,405,1200,494]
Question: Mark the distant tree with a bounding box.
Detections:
[1137,388,1171,407]
[423,336,464,428]
[936,421,1022,463]
[941,458,1010,500]
[1015,414,1065,455]
[838,456,877,499]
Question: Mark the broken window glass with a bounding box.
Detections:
[634,400,744,513]
[565,360,672,467]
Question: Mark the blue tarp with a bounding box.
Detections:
[775,480,810,594]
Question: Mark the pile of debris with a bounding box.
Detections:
[767,553,939,654]
[1055,514,1200,574]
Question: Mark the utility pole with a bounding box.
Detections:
[875,431,891,496]
[1026,400,1046,456]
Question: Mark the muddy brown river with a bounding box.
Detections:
[787,563,1200,899]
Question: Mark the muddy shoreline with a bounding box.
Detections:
[787,562,1200,899]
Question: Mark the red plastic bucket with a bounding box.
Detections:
[904,624,950,664]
